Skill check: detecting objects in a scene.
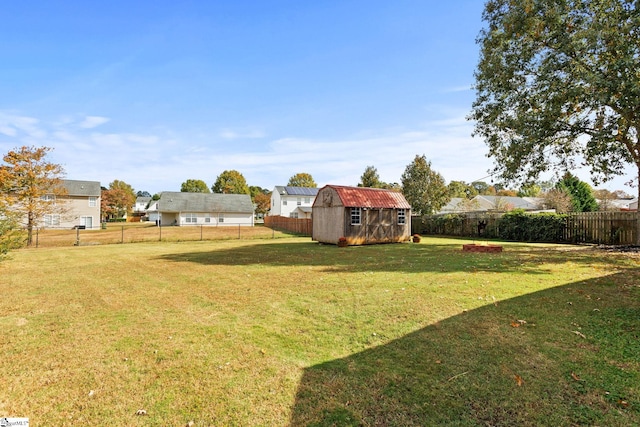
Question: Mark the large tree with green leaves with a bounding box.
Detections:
[212,170,250,194]
[0,146,67,246]
[471,0,640,231]
[287,173,317,188]
[400,155,450,215]
[180,179,210,193]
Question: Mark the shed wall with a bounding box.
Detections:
[312,206,344,243]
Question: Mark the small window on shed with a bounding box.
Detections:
[398,209,406,225]
[351,207,361,225]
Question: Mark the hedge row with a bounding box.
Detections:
[420,209,568,243]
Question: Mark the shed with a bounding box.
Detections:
[312,185,411,245]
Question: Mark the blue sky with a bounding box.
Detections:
[1,1,635,195]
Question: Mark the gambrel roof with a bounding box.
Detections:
[317,185,411,209]
[156,192,253,213]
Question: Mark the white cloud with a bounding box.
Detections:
[78,116,110,129]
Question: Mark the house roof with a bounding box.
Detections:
[136,196,151,204]
[273,186,319,196]
[156,192,253,213]
[323,185,411,209]
[61,179,101,197]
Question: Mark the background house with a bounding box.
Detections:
[312,185,411,245]
[155,192,254,226]
[133,196,151,213]
[43,179,101,229]
[270,186,318,219]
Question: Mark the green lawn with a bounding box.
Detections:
[0,237,638,426]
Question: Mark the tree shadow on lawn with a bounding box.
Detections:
[288,271,640,426]
[155,239,618,275]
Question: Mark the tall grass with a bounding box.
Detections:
[0,237,638,425]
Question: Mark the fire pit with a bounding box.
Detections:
[462,243,503,253]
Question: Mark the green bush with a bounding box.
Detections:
[498,209,567,242]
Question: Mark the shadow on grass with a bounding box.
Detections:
[155,239,620,275]
[288,272,640,426]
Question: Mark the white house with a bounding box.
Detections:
[133,196,151,213]
[155,192,254,226]
[269,186,319,219]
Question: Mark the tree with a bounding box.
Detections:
[0,146,66,246]
[136,190,151,197]
[253,192,271,216]
[287,173,317,188]
[594,189,618,211]
[358,166,383,188]
[0,205,24,258]
[471,181,491,195]
[517,183,542,197]
[101,180,136,220]
[400,155,450,215]
[448,181,478,199]
[556,173,598,212]
[212,170,250,194]
[471,0,640,239]
[181,179,210,193]
[542,188,574,213]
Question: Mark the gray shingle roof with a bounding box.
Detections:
[62,179,101,196]
[157,192,254,213]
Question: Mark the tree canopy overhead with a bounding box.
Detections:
[471,0,640,200]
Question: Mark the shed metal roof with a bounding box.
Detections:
[325,185,411,209]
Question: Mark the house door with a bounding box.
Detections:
[81,216,93,229]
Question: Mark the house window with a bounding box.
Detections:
[218,214,224,223]
[41,194,55,204]
[185,213,197,223]
[398,209,406,225]
[290,212,299,219]
[44,214,60,227]
[304,197,311,204]
[88,197,97,207]
[351,207,361,225]
[297,198,302,206]
[283,200,288,206]
[204,213,211,223]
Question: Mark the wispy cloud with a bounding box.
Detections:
[78,116,110,129]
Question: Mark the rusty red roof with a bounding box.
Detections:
[325,185,411,209]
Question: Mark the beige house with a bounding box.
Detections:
[42,180,102,229]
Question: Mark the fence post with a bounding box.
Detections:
[238,224,241,239]
[121,226,124,244]
[200,225,203,241]
[36,228,39,248]
[76,227,80,246]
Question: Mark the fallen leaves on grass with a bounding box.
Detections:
[514,374,524,386]
[135,409,147,416]
[570,372,581,381]
[572,330,587,339]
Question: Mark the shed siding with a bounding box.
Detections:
[312,206,344,243]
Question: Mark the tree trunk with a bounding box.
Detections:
[27,210,34,246]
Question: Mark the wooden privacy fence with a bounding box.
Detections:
[564,211,638,245]
[418,211,639,245]
[264,215,312,236]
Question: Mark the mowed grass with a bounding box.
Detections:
[31,222,284,247]
[0,236,638,426]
